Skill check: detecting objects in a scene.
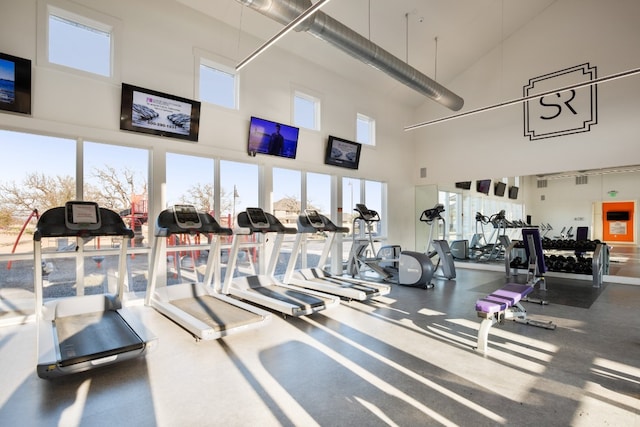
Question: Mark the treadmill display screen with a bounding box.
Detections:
[246,208,270,229]
[173,205,202,229]
[65,201,101,231]
[305,209,324,228]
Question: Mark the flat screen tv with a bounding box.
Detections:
[508,186,519,199]
[120,83,201,142]
[247,116,299,159]
[324,135,362,169]
[476,179,491,195]
[0,52,31,115]
[606,211,629,221]
[494,182,506,197]
[455,181,472,190]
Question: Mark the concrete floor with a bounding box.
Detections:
[0,268,639,426]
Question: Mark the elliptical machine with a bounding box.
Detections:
[419,204,456,279]
[346,204,434,288]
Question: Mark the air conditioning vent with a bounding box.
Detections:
[576,175,588,185]
[537,179,548,188]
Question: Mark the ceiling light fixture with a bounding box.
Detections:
[235,0,333,71]
[404,66,640,131]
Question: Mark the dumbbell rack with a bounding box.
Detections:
[504,238,610,288]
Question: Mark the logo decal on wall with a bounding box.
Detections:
[523,63,598,140]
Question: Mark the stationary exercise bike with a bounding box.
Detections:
[346,203,434,288]
[419,204,456,279]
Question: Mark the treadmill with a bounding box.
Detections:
[221,207,340,316]
[145,205,271,340]
[34,201,157,379]
[282,209,391,300]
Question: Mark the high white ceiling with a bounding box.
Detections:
[178,0,557,108]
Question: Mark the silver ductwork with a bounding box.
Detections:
[235,0,464,111]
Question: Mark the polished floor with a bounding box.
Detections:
[0,267,639,426]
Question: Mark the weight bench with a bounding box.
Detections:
[475,283,556,355]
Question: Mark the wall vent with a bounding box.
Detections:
[576,175,588,185]
[537,179,548,188]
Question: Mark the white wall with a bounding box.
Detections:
[411,0,640,184]
[409,0,640,247]
[524,170,640,243]
[0,0,419,249]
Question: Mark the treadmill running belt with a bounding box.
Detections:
[172,296,263,332]
[250,284,326,308]
[55,311,144,367]
[303,270,378,295]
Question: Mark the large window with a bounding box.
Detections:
[84,142,149,246]
[272,168,301,226]
[164,153,216,287]
[220,160,258,226]
[83,142,149,297]
[166,153,214,211]
[306,172,331,217]
[220,160,259,278]
[305,172,333,269]
[437,191,462,242]
[342,177,362,231]
[0,130,76,226]
[341,177,385,261]
[342,178,384,232]
[0,128,390,320]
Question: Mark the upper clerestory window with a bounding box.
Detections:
[37,0,120,81]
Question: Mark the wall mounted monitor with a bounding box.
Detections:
[0,52,31,115]
[606,211,629,221]
[494,181,507,197]
[247,116,299,159]
[120,83,201,142]
[455,181,472,190]
[324,135,362,169]
[508,186,519,199]
[476,179,491,195]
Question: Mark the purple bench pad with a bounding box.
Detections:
[475,283,533,314]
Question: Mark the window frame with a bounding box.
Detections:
[36,0,122,82]
[196,51,239,110]
[356,112,376,146]
[292,89,321,131]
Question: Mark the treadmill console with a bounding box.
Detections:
[173,204,202,229]
[246,207,270,229]
[65,201,102,231]
[305,209,324,228]
[355,203,379,222]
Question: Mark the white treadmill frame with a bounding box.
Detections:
[145,212,271,341]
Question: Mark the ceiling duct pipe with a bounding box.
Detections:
[235,0,464,111]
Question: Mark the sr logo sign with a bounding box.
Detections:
[523,63,598,140]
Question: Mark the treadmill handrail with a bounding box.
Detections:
[34,206,134,240]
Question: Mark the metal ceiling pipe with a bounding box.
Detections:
[235,0,464,111]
